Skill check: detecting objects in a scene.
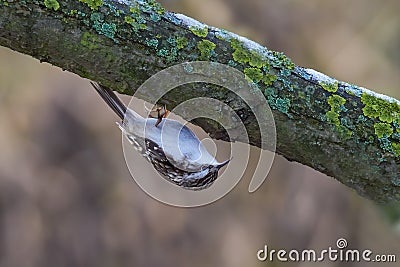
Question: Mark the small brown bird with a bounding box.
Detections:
[91,82,229,189]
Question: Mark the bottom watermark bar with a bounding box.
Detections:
[257,238,397,263]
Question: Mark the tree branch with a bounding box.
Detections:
[1,0,399,203]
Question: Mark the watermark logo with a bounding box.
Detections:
[257,238,397,263]
[122,61,276,207]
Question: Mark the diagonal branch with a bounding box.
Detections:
[1,0,399,202]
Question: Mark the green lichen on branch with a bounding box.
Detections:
[229,39,281,89]
[320,81,339,93]
[262,74,277,86]
[374,123,394,139]
[324,94,352,139]
[190,26,208,38]
[358,92,400,155]
[361,93,400,124]
[78,0,103,10]
[176,37,188,50]
[44,0,60,11]
[244,67,263,82]
[326,110,340,125]
[392,143,400,156]
[328,95,346,112]
[197,40,216,60]
[231,42,250,63]
[249,52,265,68]
[80,31,100,49]
[124,15,135,25]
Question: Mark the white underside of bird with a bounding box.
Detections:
[119,108,224,174]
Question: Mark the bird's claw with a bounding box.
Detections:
[153,105,169,127]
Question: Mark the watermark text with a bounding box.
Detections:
[257,238,396,263]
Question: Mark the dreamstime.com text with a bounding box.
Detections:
[257,238,397,263]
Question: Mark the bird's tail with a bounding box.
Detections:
[90,82,127,120]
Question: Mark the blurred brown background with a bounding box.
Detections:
[0,0,399,266]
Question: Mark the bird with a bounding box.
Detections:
[91,82,230,190]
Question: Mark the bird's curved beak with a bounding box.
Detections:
[216,158,230,170]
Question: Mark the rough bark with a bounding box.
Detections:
[0,0,399,203]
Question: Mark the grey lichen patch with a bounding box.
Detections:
[150,13,161,22]
[263,88,292,118]
[183,63,194,73]
[138,0,165,15]
[270,51,295,70]
[124,3,148,32]
[103,1,122,17]
[166,37,176,46]
[145,38,158,49]
[156,47,178,63]
[274,98,291,115]
[90,12,118,43]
